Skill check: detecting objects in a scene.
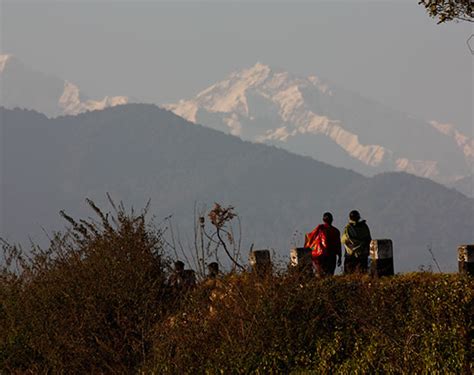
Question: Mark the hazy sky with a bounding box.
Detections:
[1,1,473,133]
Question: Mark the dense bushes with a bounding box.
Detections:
[1,201,472,373]
[0,200,171,373]
[146,273,473,374]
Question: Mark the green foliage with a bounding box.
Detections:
[147,273,473,374]
[418,0,473,23]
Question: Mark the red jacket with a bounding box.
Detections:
[305,223,342,258]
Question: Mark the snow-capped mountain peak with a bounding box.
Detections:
[0,54,129,117]
[431,121,474,164]
[167,63,472,184]
[167,63,394,167]
[59,81,129,116]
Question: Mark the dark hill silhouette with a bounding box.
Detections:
[1,104,472,271]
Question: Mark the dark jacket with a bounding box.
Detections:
[341,220,371,258]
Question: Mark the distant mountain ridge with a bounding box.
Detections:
[1,104,472,271]
[167,63,473,190]
[1,56,471,197]
[451,174,474,198]
[0,54,129,117]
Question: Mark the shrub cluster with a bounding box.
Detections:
[146,272,473,374]
[0,201,171,373]
[0,202,472,373]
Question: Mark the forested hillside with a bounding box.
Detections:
[1,105,472,270]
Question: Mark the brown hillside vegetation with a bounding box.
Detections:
[147,273,473,374]
[0,202,472,373]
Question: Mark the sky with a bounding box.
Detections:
[1,0,473,133]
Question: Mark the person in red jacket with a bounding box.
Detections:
[305,212,342,277]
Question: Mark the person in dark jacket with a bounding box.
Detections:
[305,212,342,277]
[341,210,372,274]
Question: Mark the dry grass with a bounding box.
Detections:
[146,272,473,374]
[1,201,472,373]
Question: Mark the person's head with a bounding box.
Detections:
[174,260,185,272]
[208,262,219,278]
[322,212,333,224]
[349,210,361,222]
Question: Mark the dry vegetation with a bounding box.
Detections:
[0,201,472,373]
[147,272,472,374]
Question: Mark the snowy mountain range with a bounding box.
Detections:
[0,54,129,117]
[166,63,473,188]
[1,55,472,195]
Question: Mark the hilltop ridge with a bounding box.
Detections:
[1,104,472,271]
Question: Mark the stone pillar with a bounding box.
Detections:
[249,250,272,276]
[458,245,474,276]
[290,247,313,273]
[370,239,394,277]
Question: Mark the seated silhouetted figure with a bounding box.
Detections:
[203,262,221,291]
[183,269,196,289]
[207,262,219,279]
[168,260,185,290]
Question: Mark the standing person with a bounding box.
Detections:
[341,210,372,274]
[305,212,342,277]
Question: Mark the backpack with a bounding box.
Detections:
[305,225,328,258]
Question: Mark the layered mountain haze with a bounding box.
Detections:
[1,105,472,272]
[0,54,129,117]
[1,56,471,197]
[167,63,473,189]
